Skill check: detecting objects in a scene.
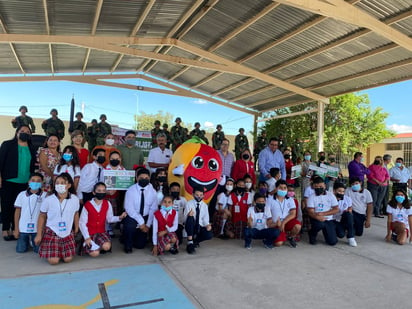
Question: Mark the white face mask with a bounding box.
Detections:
[55,184,67,194]
[106,138,115,146]
[245,183,252,190]
[225,185,233,192]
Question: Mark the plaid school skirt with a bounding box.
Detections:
[81,232,111,255]
[233,221,247,239]
[212,211,225,236]
[158,232,178,255]
[39,227,76,259]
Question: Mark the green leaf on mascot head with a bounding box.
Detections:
[184,136,206,145]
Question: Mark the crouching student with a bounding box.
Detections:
[170,182,187,245]
[385,189,412,245]
[213,177,235,239]
[79,182,127,257]
[13,173,47,253]
[307,177,339,246]
[227,179,252,239]
[268,180,301,248]
[244,193,279,249]
[34,173,79,265]
[184,187,212,254]
[333,183,357,247]
[152,196,179,256]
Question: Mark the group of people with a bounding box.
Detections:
[1,109,411,266]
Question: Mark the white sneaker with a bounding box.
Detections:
[348,238,357,247]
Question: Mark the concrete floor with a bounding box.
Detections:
[1,216,412,309]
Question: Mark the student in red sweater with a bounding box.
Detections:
[79,182,127,257]
[231,149,256,186]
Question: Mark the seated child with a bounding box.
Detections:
[13,173,47,253]
[152,195,179,256]
[385,189,412,245]
[333,182,357,247]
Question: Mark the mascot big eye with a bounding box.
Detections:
[168,137,223,203]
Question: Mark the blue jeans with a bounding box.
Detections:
[244,227,279,247]
[334,212,354,239]
[353,211,366,236]
[16,232,38,253]
[309,219,337,246]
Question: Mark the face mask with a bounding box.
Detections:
[237,187,245,194]
[259,188,267,195]
[255,203,265,211]
[314,187,324,196]
[336,193,344,200]
[395,196,405,204]
[287,191,295,198]
[319,156,326,161]
[105,139,115,146]
[126,139,135,146]
[94,192,106,200]
[194,196,203,202]
[329,158,335,163]
[138,178,149,187]
[157,176,167,183]
[373,160,380,165]
[171,191,180,199]
[55,184,67,194]
[277,190,287,197]
[304,155,311,161]
[242,154,250,160]
[62,153,72,162]
[226,185,233,192]
[396,162,402,168]
[284,154,291,160]
[161,205,173,212]
[19,132,31,142]
[29,182,42,191]
[97,156,105,164]
[109,159,120,167]
[360,157,365,163]
[351,184,361,192]
[245,183,252,190]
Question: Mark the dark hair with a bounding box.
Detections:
[388,189,410,209]
[235,179,245,186]
[253,193,266,202]
[57,146,80,173]
[396,157,404,162]
[349,177,361,185]
[53,172,76,195]
[258,181,267,187]
[269,167,280,178]
[162,195,174,203]
[93,181,106,192]
[92,148,105,157]
[43,134,61,152]
[125,130,136,137]
[169,182,180,189]
[333,182,345,190]
[243,174,252,181]
[354,152,362,159]
[269,137,279,143]
[15,125,32,137]
[275,179,287,188]
[30,172,44,181]
[109,150,121,158]
[71,130,84,138]
[193,186,204,194]
[151,167,169,194]
[312,177,325,185]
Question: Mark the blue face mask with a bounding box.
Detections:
[351,184,361,192]
[304,155,311,161]
[277,190,287,197]
[395,196,405,204]
[396,162,402,168]
[62,153,73,162]
[29,182,42,191]
[161,205,173,212]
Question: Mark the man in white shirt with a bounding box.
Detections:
[390,157,410,193]
[122,168,158,253]
[147,133,173,174]
[307,177,339,245]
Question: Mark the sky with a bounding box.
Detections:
[0,76,410,136]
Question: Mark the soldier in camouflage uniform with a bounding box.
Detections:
[69,112,88,146]
[234,128,249,160]
[41,108,65,139]
[253,130,267,170]
[87,119,98,152]
[11,105,36,133]
[151,120,162,147]
[96,114,112,146]
[162,123,171,149]
[189,122,208,144]
[170,117,186,152]
[212,124,225,150]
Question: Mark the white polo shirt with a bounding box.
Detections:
[390,166,410,183]
[386,205,412,229]
[14,190,47,233]
[268,197,296,222]
[147,147,173,173]
[334,196,352,222]
[307,191,338,221]
[344,188,373,215]
[247,206,272,230]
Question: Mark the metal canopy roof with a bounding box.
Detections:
[0,0,411,116]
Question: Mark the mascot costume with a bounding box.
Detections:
[168,137,223,203]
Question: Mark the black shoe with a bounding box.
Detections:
[186,243,196,254]
[124,247,132,254]
[309,236,317,245]
[3,235,16,241]
[288,236,297,248]
[391,233,398,242]
[169,247,179,255]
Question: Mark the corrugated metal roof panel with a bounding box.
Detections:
[13,44,50,73]
[149,62,186,80]
[52,45,87,72]
[0,0,46,34]
[355,0,411,19]
[116,55,146,71]
[196,73,247,93]
[85,50,119,72]
[258,94,309,111]
[392,16,412,36]
[0,45,20,73]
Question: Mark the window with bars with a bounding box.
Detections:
[403,143,412,167]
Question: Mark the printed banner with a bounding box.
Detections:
[103,170,136,190]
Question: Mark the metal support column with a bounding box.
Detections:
[317,100,325,152]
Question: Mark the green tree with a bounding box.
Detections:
[263,93,395,155]
[134,111,174,130]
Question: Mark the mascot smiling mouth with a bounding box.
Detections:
[188,176,217,192]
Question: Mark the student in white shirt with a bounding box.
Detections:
[13,172,47,253]
[244,193,279,249]
[122,168,158,253]
[34,173,80,265]
[53,145,81,192]
[170,182,187,245]
[385,189,412,245]
[307,177,339,246]
[213,177,235,239]
[78,148,106,205]
[79,182,127,257]
[345,177,373,237]
[184,187,212,254]
[150,167,169,206]
[333,182,357,247]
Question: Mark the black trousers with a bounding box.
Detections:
[185,216,212,243]
[122,216,149,249]
[1,181,27,231]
